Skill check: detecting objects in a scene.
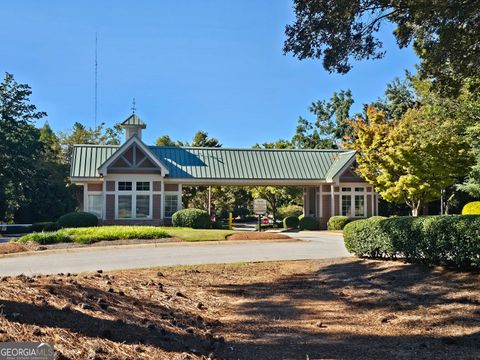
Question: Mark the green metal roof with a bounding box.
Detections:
[70,144,119,178]
[120,113,146,128]
[149,147,351,180]
[70,143,356,181]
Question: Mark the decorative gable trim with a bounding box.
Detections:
[326,151,357,183]
[98,135,169,176]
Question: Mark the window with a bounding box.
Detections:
[164,194,178,218]
[88,195,102,218]
[136,195,150,218]
[136,182,150,191]
[341,195,352,217]
[355,187,364,192]
[355,195,365,217]
[341,187,351,192]
[118,195,132,218]
[118,181,132,191]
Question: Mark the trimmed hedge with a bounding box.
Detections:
[327,216,352,230]
[57,212,99,228]
[343,215,480,270]
[31,222,60,232]
[172,208,211,229]
[298,216,317,230]
[0,225,33,235]
[462,201,480,215]
[283,216,299,229]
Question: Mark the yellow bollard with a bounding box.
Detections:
[228,212,233,230]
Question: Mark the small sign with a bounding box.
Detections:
[253,198,267,215]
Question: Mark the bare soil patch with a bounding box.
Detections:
[0,258,478,359]
[0,242,32,255]
[226,232,290,241]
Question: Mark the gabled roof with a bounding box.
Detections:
[70,142,357,182]
[70,144,119,178]
[324,150,357,182]
[120,113,146,128]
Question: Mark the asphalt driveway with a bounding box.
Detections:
[0,232,349,276]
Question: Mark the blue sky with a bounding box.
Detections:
[1,1,418,147]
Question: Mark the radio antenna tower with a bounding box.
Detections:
[94,32,98,127]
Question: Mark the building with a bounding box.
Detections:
[70,113,378,227]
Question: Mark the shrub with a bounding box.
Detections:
[31,222,60,232]
[278,205,304,219]
[18,230,72,245]
[298,215,317,230]
[0,225,32,235]
[343,215,480,270]
[283,216,299,229]
[327,216,352,230]
[462,201,480,215]
[172,208,211,229]
[57,212,98,228]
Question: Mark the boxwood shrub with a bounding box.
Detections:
[283,216,299,229]
[298,215,317,230]
[343,215,480,270]
[462,201,480,215]
[31,222,60,232]
[172,208,211,229]
[57,212,99,228]
[327,216,352,230]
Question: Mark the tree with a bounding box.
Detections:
[292,89,354,148]
[155,135,178,146]
[284,0,480,95]
[59,122,121,163]
[251,186,302,223]
[350,106,472,215]
[0,73,45,221]
[15,123,77,222]
[191,130,221,147]
[253,139,293,149]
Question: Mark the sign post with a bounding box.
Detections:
[253,198,267,232]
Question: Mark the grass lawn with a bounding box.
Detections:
[0,258,478,359]
[16,226,239,244]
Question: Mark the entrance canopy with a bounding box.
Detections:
[71,138,357,186]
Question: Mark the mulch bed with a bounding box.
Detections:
[0,242,32,255]
[226,232,290,241]
[0,258,479,359]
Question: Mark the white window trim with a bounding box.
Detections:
[87,192,103,219]
[164,191,181,218]
[339,185,367,218]
[115,180,153,220]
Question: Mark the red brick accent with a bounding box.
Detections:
[366,187,373,192]
[153,194,161,219]
[164,184,179,191]
[87,183,103,192]
[106,194,115,220]
[334,186,340,192]
[322,185,331,192]
[106,181,115,191]
[334,195,340,215]
[153,181,162,191]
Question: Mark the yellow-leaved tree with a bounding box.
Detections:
[350,106,471,216]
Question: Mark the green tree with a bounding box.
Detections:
[351,105,472,215]
[191,130,221,147]
[59,122,121,163]
[15,123,77,222]
[292,89,354,148]
[284,0,480,95]
[251,186,302,223]
[155,135,179,146]
[0,73,45,221]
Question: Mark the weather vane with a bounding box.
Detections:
[131,97,136,114]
